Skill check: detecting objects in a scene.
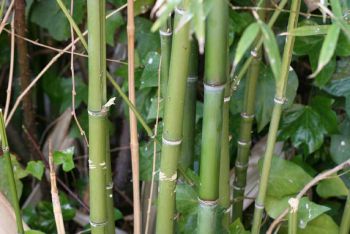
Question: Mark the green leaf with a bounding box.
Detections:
[30,0,86,41]
[136,17,161,58]
[114,208,123,221]
[53,147,75,172]
[139,140,161,181]
[229,218,250,234]
[310,96,338,134]
[0,155,27,201]
[330,134,350,164]
[189,0,206,52]
[134,0,155,16]
[296,214,339,234]
[310,24,340,78]
[233,22,260,67]
[25,230,46,234]
[106,11,124,46]
[287,25,330,36]
[260,157,312,198]
[265,197,330,229]
[140,52,160,89]
[26,161,45,180]
[259,21,282,82]
[309,55,336,87]
[151,0,181,32]
[176,183,198,233]
[316,176,349,198]
[279,105,328,153]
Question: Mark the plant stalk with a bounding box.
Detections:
[288,198,298,234]
[198,0,228,233]
[87,0,107,232]
[160,19,173,99]
[180,41,198,169]
[340,192,350,234]
[155,5,191,233]
[232,0,266,221]
[0,110,24,234]
[251,0,301,233]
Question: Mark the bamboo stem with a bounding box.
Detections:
[0,110,24,234]
[160,19,172,99]
[251,1,301,233]
[127,0,141,233]
[287,198,298,234]
[198,0,228,233]
[340,192,350,234]
[180,41,198,169]
[87,0,107,232]
[232,0,266,221]
[156,5,191,233]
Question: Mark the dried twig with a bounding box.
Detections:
[0,0,14,35]
[49,140,66,234]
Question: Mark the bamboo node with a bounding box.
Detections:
[88,109,108,117]
[106,182,114,190]
[187,76,198,82]
[162,137,182,146]
[224,96,231,103]
[233,184,245,191]
[288,198,299,213]
[198,198,218,207]
[255,202,264,210]
[274,96,286,105]
[241,112,255,119]
[204,83,226,92]
[159,30,172,36]
[89,220,108,227]
[175,7,185,15]
[235,161,249,169]
[237,140,251,146]
[159,171,177,181]
[1,146,9,152]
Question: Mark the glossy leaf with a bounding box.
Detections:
[114,208,123,221]
[259,21,282,81]
[176,183,198,233]
[330,134,350,164]
[316,176,349,198]
[259,157,312,198]
[265,197,330,229]
[106,11,124,46]
[26,161,45,180]
[279,105,328,153]
[140,52,161,89]
[53,147,75,172]
[297,214,339,234]
[310,96,338,134]
[310,24,340,78]
[233,22,260,67]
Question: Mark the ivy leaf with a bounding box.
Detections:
[53,147,75,172]
[26,161,45,180]
[136,17,160,59]
[265,197,330,229]
[140,52,160,89]
[30,0,86,41]
[259,157,312,198]
[279,104,327,153]
[295,214,339,234]
[310,96,338,134]
[176,183,198,233]
[316,176,349,198]
[106,11,124,46]
[114,208,123,221]
[330,134,350,164]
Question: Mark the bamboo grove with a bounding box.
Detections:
[1,0,350,234]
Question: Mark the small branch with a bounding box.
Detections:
[4,16,15,120]
[49,140,66,234]
[267,159,350,234]
[0,0,14,34]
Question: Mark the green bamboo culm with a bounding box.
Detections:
[232,0,266,221]
[87,0,108,232]
[340,192,350,234]
[197,0,228,233]
[180,41,198,169]
[100,0,116,232]
[288,199,298,234]
[155,3,191,233]
[0,110,24,234]
[160,18,173,99]
[251,0,301,233]
[218,82,231,231]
